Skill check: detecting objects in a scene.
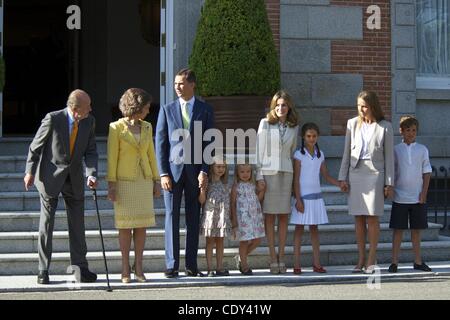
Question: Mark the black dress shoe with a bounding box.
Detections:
[215,269,230,276]
[80,268,97,283]
[240,268,253,276]
[388,263,398,273]
[185,269,205,277]
[413,262,432,272]
[164,269,179,278]
[37,271,50,285]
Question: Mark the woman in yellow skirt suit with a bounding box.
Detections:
[106,88,161,283]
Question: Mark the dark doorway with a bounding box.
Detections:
[2,0,161,136]
[3,0,75,136]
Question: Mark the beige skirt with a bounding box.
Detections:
[262,172,293,214]
[348,160,385,216]
[114,168,156,229]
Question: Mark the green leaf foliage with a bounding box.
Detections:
[189,0,280,96]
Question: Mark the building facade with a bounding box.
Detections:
[0,0,449,171]
[166,0,450,173]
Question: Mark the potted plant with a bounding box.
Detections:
[189,0,280,142]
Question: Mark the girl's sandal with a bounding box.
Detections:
[269,262,279,274]
[313,265,327,273]
[293,267,302,275]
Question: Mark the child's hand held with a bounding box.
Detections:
[295,199,304,213]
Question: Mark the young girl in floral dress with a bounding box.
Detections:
[199,157,232,276]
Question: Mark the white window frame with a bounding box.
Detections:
[416,1,450,90]
[417,76,450,90]
[160,0,174,106]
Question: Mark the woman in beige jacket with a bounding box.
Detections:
[256,90,299,274]
[338,91,394,274]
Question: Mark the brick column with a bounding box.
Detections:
[330,0,391,135]
[265,0,280,53]
[279,0,392,136]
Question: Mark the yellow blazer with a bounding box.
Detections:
[106,118,160,182]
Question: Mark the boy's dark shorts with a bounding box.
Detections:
[389,202,428,230]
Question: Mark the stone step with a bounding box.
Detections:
[0,223,442,254]
[0,172,109,192]
[0,138,108,156]
[0,185,350,212]
[0,155,109,174]
[1,238,449,275]
[0,138,253,158]
[0,191,171,211]
[0,153,253,175]
[0,205,395,232]
[0,191,114,211]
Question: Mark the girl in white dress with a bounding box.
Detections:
[290,123,340,274]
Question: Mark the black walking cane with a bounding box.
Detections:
[93,188,113,292]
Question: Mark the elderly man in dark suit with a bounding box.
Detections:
[24,89,99,285]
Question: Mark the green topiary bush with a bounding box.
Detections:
[189,0,280,96]
[0,56,4,93]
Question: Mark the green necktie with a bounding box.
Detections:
[181,102,190,129]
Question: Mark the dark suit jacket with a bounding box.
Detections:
[155,98,214,183]
[25,108,98,198]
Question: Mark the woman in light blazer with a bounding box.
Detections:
[338,91,394,274]
[256,90,299,274]
[107,88,161,283]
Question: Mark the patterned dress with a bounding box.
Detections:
[200,181,232,237]
[114,133,155,229]
[236,182,265,241]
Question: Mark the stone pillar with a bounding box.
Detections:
[280,0,365,135]
[0,0,3,138]
[391,0,416,134]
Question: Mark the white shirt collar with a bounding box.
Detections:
[179,96,195,106]
[67,107,75,124]
[402,140,416,147]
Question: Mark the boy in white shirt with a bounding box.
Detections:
[389,116,432,273]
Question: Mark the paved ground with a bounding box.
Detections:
[2,276,450,300]
[1,261,450,297]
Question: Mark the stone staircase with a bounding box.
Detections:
[0,138,449,276]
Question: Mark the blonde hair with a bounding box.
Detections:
[234,163,256,184]
[208,156,228,184]
[267,90,299,127]
[357,90,385,126]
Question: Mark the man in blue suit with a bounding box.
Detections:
[156,68,215,277]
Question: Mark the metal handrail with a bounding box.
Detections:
[439,166,448,230]
[429,166,449,230]
[432,166,438,224]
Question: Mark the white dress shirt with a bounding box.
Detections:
[394,142,432,203]
[360,121,376,160]
[67,108,96,184]
[179,96,195,119]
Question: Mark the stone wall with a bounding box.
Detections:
[280,0,391,136]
